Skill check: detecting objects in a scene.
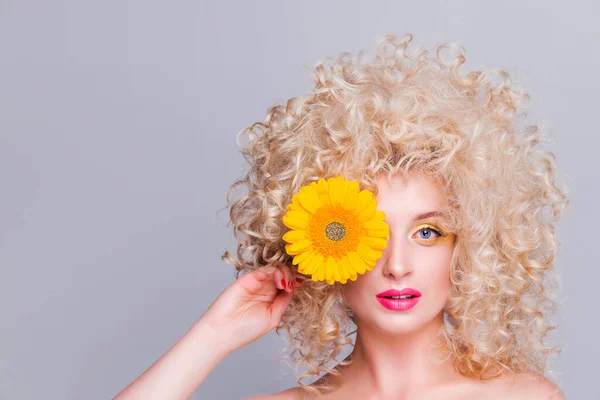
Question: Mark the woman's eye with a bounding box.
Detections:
[415,227,442,240]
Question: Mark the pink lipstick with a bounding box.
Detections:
[376,288,421,311]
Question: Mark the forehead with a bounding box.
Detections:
[374,171,449,217]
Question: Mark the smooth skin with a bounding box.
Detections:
[113,257,564,400]
[113,264,301,400]
[249,171,567,400]
[114,171,566,400]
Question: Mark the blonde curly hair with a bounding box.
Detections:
[221,33,570,397]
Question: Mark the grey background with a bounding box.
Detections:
[1,1,595,399]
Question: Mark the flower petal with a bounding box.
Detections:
[310,252,325,281]
[360,235,388,250]
[287,201,303,212]
[331,258,342,285]
[318,258,325,281]
[298,250,318,274]
[282,210,310,230]
[338,257,349,280]
[363,219,390,237]
[283,176,387,284]
[326,256,337,285]
[297,185,323,214]
[344,180,360,210]
[288,194,311,214]
[346,252,368,275]
[355,189,374,215]
[286,238,313,255]
[363,219,388,230]
[341,257,358,281]
[282,229,306,243]
[357,251,379,272]
[371,210,386,221]
[357,242,382,261]
[328,176,348,207]
[337,258,349,283]
[317,178,330,205]
[292,247,313,265]
[356,200,377,222]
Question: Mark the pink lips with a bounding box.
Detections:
[376,288,422,311]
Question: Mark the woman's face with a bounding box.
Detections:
[342,170,456,334]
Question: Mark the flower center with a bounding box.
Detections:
[325,221,346,242]
[309,205,360,258]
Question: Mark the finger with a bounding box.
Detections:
[284,265,304,290]
[292,275,305,288]
[237,264,280,293]
[253,264,278,278]
[277,263,296,292]
[269,289,294,328]
[272,267,286,290]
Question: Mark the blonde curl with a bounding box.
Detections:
[220,33,570,397]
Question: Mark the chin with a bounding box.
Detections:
[362,302,445,334]
[372,319,424,335]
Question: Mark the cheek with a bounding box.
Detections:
[342,280,360,304]
[341,278,370,313]
[416,245,453,288]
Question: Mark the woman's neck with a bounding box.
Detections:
[340,312,460,395]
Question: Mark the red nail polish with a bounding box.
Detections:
[295,278,302,284]
[287,280,292,289]
[280,279,286,289]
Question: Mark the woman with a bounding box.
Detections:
[115,33,569,399]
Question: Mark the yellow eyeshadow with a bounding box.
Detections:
[412,223,446,237]
[409,223,457,245]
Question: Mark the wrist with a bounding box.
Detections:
[192,317,236,358]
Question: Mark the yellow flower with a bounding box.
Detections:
[282,176,390,285]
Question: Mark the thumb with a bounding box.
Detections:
[269,290,294,328]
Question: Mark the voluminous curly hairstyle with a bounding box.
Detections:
[221,33,569,397]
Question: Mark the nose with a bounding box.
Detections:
[381,232,414,280]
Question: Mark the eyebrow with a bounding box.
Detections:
[412,211,447,222]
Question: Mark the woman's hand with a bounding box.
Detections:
[114,265,302,400]
[198,263,303,354]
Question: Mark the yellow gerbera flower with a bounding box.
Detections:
[282,176,390,285]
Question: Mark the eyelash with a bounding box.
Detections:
[414,226,444,240]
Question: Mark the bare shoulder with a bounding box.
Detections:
[243,386,305,400]
[495,371,566,399]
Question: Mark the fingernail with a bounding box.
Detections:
[287,280,292,290]
[295,278,302,284]
[280,279,286,289]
